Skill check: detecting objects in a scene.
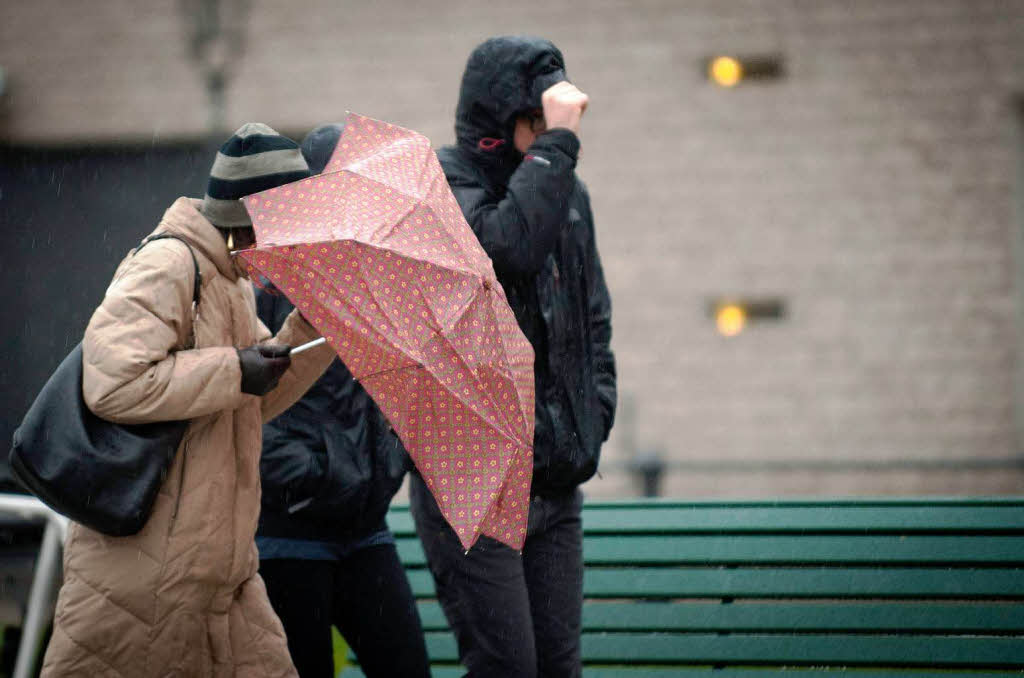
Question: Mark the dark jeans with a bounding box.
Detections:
[259,544,431,678]
[410,473,584,678]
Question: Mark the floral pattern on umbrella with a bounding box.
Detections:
[238,113,535,549]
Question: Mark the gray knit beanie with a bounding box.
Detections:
[200,122,311,228]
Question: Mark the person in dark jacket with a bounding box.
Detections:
[255,124,431,678]
[409,35,617,678]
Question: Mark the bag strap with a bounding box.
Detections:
[136,233,201,307]
[134,233,202,347]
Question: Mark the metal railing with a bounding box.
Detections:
[0,494,68,678]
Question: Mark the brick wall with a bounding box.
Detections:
[2,0,1022,497]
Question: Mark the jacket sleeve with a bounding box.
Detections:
[583,188,617,441]
[261,404,408,521]
[254,282,294,335]
[252,284,334,513]
[82,240,245,424]
[259,413,329,515]
[450,129,580,278]
[256,305,335,423]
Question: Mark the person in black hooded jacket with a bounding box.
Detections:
[409,35,617,678]
[255,125,430,678]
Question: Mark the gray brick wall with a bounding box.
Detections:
[3,0,1023,497]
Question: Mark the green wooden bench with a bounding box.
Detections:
[341,498,1024,676]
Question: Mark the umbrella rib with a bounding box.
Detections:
[313,167,485,280]
[350,234,482,280]
[437,289,522,447]
[416,141,440,200]
[369,199,420,246]
[253,224,481,282]
[451,278,531,443]
[329,134,433,193]
[360,332,524,452]
[327,168,423,244]
[435,346,523,451]
[331,244,511,427]
[250,236,480,284]
[317,167,420,203]
[345,239,485,348]
[350,246,435,365]
[358,362,423,381]
[398,252,531,451]
[255,245,423,374]
[484,289,535,432]
[250,242,520,436]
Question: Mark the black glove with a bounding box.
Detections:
[237,344,291,395]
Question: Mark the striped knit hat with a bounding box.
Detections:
[200,123,311,229]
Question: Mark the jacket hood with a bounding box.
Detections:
[454,36,567,170]
[160,197,240,281]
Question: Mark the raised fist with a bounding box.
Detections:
[541,81,589,136]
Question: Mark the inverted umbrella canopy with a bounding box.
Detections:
[238,113,535,549]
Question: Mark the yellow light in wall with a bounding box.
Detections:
[715,304,747,337]
[709,56,743,87]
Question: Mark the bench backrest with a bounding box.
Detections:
[379,498,1024,676]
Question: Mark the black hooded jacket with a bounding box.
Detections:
[255,288,409,543]
[437,36,617,497]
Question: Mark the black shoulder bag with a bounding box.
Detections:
[9,234,202,536]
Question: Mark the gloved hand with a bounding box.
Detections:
[237,344,291,395]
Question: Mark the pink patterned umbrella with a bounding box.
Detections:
[237,113,535,550]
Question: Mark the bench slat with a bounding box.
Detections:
[573,671,1024,678]
[581,535,1024,564]
[420,632,1024,666]
[387,502,1024,535]
[580,600,1024,632]
[395,535,1024,565]
[405,567,1024,599]
[581,568,1024,599]
[414,600,1024,632]
[345,666,1024,678]
[578,505,1024,534]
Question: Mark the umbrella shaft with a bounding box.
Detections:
[290,337,327,355]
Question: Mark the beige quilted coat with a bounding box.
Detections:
[40,198,335,677]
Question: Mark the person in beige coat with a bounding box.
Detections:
[40,124,335,678]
